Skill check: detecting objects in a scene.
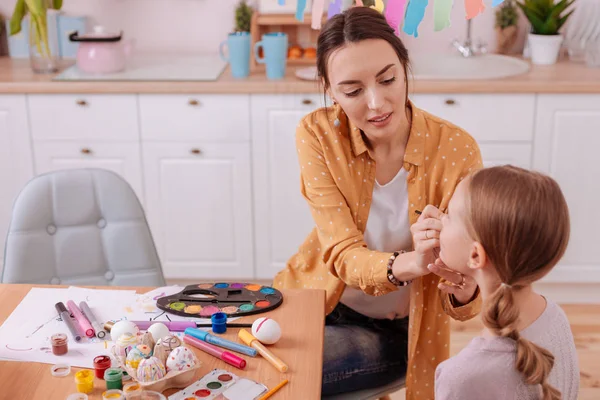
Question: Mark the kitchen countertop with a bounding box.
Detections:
[1,56,600,94]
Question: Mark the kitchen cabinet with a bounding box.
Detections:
[32,142,144,203]
[142,143,254,279]
[0,95,35,275]
[0,91,595,292]
[251,94,324,279]
[533,94,600,285]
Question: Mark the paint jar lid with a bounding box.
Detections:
[50,363,71,377]
[66,394,88,400]
[122,382,142,393]
[102,389,125,400]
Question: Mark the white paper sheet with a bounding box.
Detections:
[0,286,235,368]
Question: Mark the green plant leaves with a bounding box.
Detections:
[9,0,27,35]
[517,0,576,34]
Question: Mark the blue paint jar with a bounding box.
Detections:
[211,312,227,334]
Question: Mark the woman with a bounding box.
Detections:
[273,7,483,399]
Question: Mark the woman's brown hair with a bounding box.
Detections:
[316,6,411,103]
[466,165,570,400]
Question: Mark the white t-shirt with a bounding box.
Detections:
[339,167,413,320]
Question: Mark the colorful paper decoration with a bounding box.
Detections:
[278,0,285,5]
[312,0,327,28]
[328,0,343,19]
[434,0,453,31]
[465,0,486,19]
[296,0,307,22]
[403,0,428,37]
[385,0,407,35]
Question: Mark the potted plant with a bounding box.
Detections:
[9,0,62,73]
[517,0,575,65]
[495,0,518,54]
[235,0,253,33]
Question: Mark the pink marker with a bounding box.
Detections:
[67,300,95,338]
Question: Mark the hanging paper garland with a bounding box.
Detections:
[328,0,343,19]
[434,0,453,31]
[465,0,486,19]
[296,0,307,22]
[385,0,407,35]
[312,0,327,28]
[403,0,428,37]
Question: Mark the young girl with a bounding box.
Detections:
[433,165,580,400]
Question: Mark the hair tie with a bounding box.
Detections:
[500,282,512,289]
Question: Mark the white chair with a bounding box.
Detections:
[2,168,165,286]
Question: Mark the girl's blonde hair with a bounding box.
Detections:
[466,165,570,400]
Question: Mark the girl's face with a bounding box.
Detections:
[326,39,408,142]
[439,179,477,276]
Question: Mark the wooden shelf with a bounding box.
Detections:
[256,13,327,26]
[288,58,317,66]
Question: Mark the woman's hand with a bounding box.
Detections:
[428,258,478,306]
[410,205,444,276]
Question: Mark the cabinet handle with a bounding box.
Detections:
[76,99,88,107]
[188,99,201,106]
[302,99,313,105]
[81,148,92,154]
[445,99,456,105]
[190,148,202,155]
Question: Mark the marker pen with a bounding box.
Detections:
[55,302,82,342]
[79,301,106,339]
[67,300,95,338]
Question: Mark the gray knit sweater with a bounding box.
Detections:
[435,298,579,400]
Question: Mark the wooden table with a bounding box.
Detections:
[0,284,325,400]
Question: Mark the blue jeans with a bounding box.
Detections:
[321,302,409,397]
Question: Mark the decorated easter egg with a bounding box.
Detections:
[251,317,282,345]
[165,346,198,372]
[136,344,153,358]
[110,320,139,342]
[113,333,139,363]
[137,356,166,382]
[126,346,145,369]
[147,323,170,343]
[140,331,155,349]
[153,334,181,365]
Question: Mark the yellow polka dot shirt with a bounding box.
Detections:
[273,100,483,400]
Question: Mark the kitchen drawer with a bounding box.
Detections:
[139,94,251,142]
[478,143,532,169]
[28,94,139,141]
[33,141,144,203]
[410,94,535,142]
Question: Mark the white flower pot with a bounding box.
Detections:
[528,33,563,65]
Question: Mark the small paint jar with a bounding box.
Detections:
[122,382,142,399]
[104,367,124,390]
[94,355,112,380]
[51,333,68,355]
[74,370,94,394]
[211,312,227,334]
[102,389,125,400]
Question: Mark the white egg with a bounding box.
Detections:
[147,322,170,343]
[110,320,139,342]
[251,317,282,345]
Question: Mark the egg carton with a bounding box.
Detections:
[111,345,201,392]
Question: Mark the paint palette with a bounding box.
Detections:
[156,283,283,318]
[167,369,267,400]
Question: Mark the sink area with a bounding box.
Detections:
[410,53,530,80]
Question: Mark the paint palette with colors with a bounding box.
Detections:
[156,283,283,318]
[167,369,267,400]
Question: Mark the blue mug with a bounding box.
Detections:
[254,32,288,80]
[219,32,251,78]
